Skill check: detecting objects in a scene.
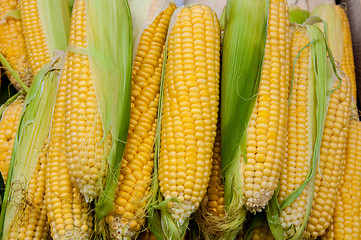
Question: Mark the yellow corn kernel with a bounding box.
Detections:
[105,4,175,239]
[244,0,291,212]
[0,0,32,90]
[158,4,220,226]
[0,96,24,183]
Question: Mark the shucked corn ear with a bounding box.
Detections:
[268,19,350,239]
[0,52,65,240]
[220,0,290,237]
[321,120,361,240]
[64,0,111,203]
[45,1,100,237]
[63,0,132,222]
[242,0,290,212]
[105,2,175,239]
[18,0,70,76]
[0,95,24,183]
[304,43,350,239]
[148,4,220,240]
[45,53,93,239]
[0,0,32,90]
[277,25,315,239]
[291,6,353,238]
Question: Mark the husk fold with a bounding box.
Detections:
[37,0,71,54]
[220,0,269,238]
[0,51,66,238]
[266,18,339,240]
[89,0,133,222]
[310,3,343,64]
[289,6,310,24]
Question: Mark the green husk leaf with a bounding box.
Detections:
[221,0,268,181]
[90,0,133,221]
[265,189,283,240]
[244,212,266,240]
[266,19,336,240]
[289,6,310,24]
[220,0,269,237]
[37,0,71,53]
[2,9,21,20]
[0,51,65,238]
[68,0,75,13]
[0,172,4,209]
[310,3,343,63]
[0,52,29,93]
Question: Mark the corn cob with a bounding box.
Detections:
[64,0,132,215]
[321,120,361,240]
[105,3,175,239]
[18,0,50,75]
[0,0,32,90]
[0,96,24,183]
[304,64,350,239]
[158,4,220,230]
[304,6,352,239]
[277,23,351,239]
[46,60,93,240]
[242,0,291,212]
[45,1,95,238]
[335,5,357,103]
[219,0,290,237]
[63,0,110,202]
[278,25,313,239]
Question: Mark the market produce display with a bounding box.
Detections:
[0,0,360,239]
